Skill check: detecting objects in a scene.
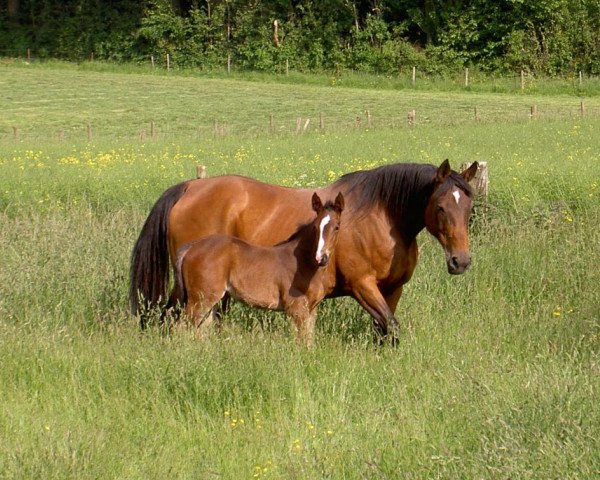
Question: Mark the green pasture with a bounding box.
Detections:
[0,63,599,479]
[2,61,600,142]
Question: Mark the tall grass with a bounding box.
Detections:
[0,67,599,478]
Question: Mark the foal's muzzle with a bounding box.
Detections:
[317,253,329,267]
[447,252,471,275]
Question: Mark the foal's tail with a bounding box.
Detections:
[173,242,194,309]
[129,181,188,324]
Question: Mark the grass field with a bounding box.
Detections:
[1,63,599,479]
[2,61,600,141]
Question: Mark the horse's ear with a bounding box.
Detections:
[334,192,345,212]
[461,161,479,182]
[436,159,451,183]
[312,192,323,212]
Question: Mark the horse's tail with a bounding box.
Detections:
[129,181,188,323]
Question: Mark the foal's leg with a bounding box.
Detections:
[352,278,400,338]
[185,291,222,339]
[302,309,317,348]
[288,304,316,348]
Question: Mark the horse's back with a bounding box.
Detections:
[168,175,316,258]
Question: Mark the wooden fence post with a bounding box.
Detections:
[151,55,155,69]
[460,161,489,202]
[302,119,310,133]
[474,106,480,122]
[407,109,416,127]
[150,121,156,138]
[26,48,30,63]
[366,110,372,128]
[520,70,525,91]
[412,66,416,86]
[196,165,207,179]
[530,105,537,119]
[166,53,170,71]
[464,68,469,87]
[319,112,325,131]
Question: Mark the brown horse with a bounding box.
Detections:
[130,159,478,337]
[174,192,344,345]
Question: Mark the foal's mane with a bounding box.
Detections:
[333,163,473,219]
[277,200,338,245]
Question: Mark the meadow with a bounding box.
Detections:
[0,62,599,479]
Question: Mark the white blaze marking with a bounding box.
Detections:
[452,189,461,204]
[316,214,331,262]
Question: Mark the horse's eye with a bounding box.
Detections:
[437,206,445,214]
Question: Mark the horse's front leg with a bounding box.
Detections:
[383,285,404,316]
[352,278,400,339]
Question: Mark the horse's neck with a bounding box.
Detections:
[401,208,426,242]
[395,184,432,242]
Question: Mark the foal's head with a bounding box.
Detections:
[424,160,478,274]
[312,192,344,267]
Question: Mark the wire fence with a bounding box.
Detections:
[3,101,599,144]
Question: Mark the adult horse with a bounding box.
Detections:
[130,159,478,336]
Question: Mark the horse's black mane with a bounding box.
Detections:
[334,162,472,220]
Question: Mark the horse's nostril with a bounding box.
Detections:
[451,256,459,269]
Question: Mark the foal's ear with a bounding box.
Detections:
[312,192,323,212]
[461,161,479,182]
[334,192,345,212]
[435,159,451,183]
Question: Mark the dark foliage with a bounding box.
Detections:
[1,0,598,75]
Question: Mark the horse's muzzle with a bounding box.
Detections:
[447,252,471,275]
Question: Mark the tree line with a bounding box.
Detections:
[2,0,599,76]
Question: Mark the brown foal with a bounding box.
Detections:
[174,192,344,345]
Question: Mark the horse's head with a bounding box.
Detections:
[312,192,344,267]
[425,160,478,274]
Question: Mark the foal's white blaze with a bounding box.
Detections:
[316,214,331,263]
[452,189,461,204]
